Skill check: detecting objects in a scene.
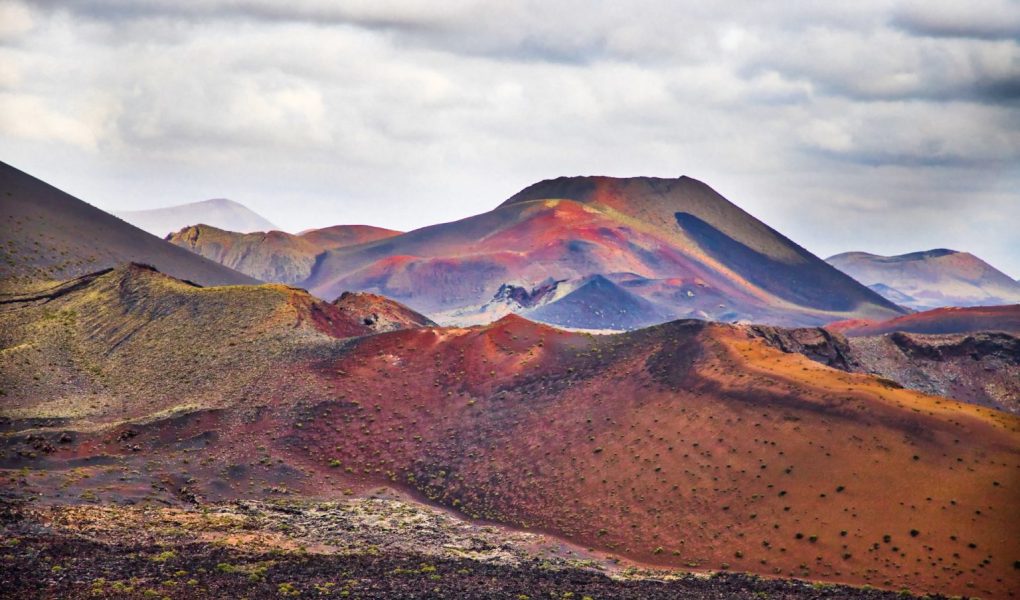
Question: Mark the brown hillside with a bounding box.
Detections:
[167,223,401,284]
[0,268,1016,598]
[333,291,437,332]
[0,161,258,289]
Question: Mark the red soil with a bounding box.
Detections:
[4,268,1018,598]
[829,304,1020,337]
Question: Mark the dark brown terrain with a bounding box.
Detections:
[0,161,257,289]
[747,324,1020,415]
[0,497,954,599]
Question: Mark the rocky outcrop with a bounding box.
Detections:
[746,325,859,370]
[848,332,1019,413]
[490,280,562,309]
[332,291,436,333]
[750,323,1019,414]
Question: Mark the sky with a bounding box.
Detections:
[1,0,1018,276]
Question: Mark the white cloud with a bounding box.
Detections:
[0,0,33,37]
[0,93,103,149]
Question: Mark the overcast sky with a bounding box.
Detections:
[1,0,1018,275]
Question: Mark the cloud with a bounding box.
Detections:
[0,93,104,149]
[797,99,1020,167]
[892,0,1020,40]
[2,0,1018,276]
[0,0,34,37]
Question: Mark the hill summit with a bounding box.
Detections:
[828,249,1020,309]
[290,175,905,329]
[116,198,279,237]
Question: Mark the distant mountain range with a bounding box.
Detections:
[115,198,279,237]
[827,249,1020,310]
[0,161,257,288]
[170,175,904,329]
[167,223,401,284]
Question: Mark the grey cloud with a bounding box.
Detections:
[2,0,1018,275]
[892,0,1020,40]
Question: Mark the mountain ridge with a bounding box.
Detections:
[167,223,401,284]
[293,175,904,329]
[827,249,1020,310]
[1,263,1016,598]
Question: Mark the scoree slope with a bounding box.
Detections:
[1,266,1017,598]
[0,161,257,289]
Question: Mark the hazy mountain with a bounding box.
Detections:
[116,198,278,237]
[827,249,1020,309]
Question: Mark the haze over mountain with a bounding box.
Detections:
[167,223,401,284]
[116,198,279,237]
[1,264,1016,598]
[827,249,1020,310]
[185,175,903,330]
[0,162,257,288]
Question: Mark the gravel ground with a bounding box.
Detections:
[0,497,949,600]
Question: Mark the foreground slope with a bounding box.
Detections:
[1,267,1016,598]
[828,249,1020,309]
[0,162,258,288]
[168,223,400,284]
[0,500,949,600]
[296,176,903,328]
[116,198,279,237]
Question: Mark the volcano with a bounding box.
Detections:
[182,175,904,329]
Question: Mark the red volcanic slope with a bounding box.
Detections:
[829,304,1020,337]
[297,224,403,249]
[332,290,437,332]
[301,176,902,327]
[2,267,1017,598]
